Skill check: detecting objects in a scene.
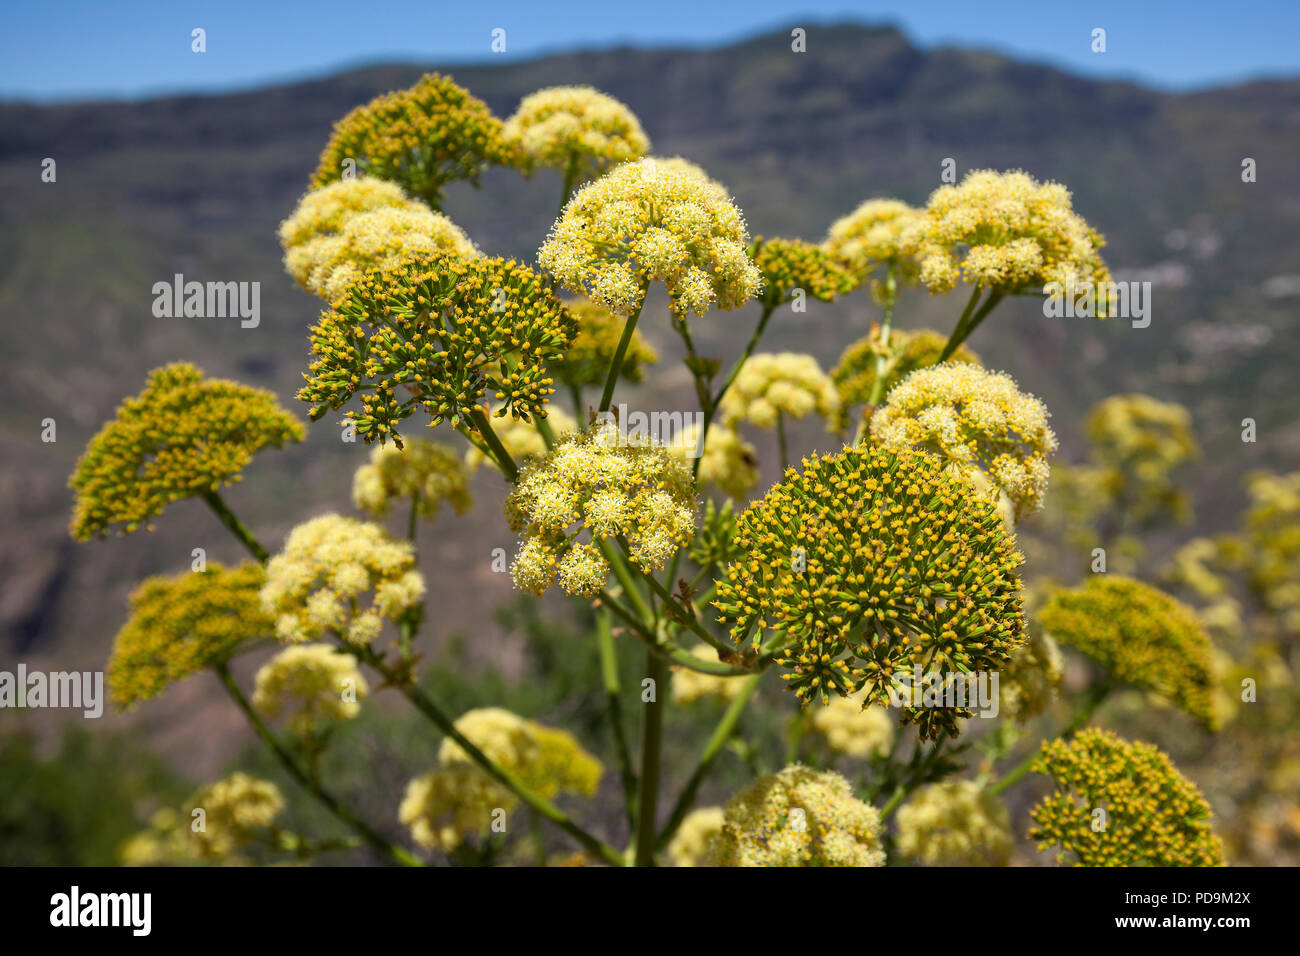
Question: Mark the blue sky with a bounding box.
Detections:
[2,0,1297,101]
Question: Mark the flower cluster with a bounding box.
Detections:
[503,86,650,176]
[719,352,839,430]
[1241,470,1300,635]
[714,444,1025,739]
[669,422,759,499]
[1037,575,1219,729]
[261,514,425,645]
[666,807,725,867]
[554,297,659,389]
[671,645,748,704]
[463,406,577,472]
[284,198,480,303]
[69,363,304,539]
[1030,728,1225,866]
[184,773,285,860]
[107,563,272,708]
[1000,628,1064,721]
[870,362,1057,520]
[710,765,884,867]
[352,439,472,520]
[538,157,763,318]
[831,327,980,433]
[895,780,1014,866]
[505,422,697,596]
[311,73,514,207]
[400,708,602,850]
[750,236,856,308]
[899,169,1109,296]
[299,253,576,444]
[808,694,895,760]
[1086,393,1200,526]
[278,177,409,248]
[823,198,922,278]
[251,644,368,738]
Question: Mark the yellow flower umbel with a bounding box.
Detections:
[261,514,425,646]
[299,253,576,445]
[1037,575,1219,729]
[711,765,884,867]
[718,352,839,431]
[311,73,514,207]
[870,362,1057,520]
[666,807,724,867]
[538,156,763,319]
[503,86,650,178]
[251,644,368,738]
[285,202,480,303]
[900,168,1109,297]
[184,772,285,860]
[464,406,577,472]
[750,236,856,309]
[398,765,512,851]
[1242,470,1300,635]
[278,177,409,248]
[352,439,472,520]
[1000,628,1065,721]
[1086,394,1200,526]
[70,363,304,539]
[671,645,747,704]
[1030,728,1225,866]
[554,297,659,389]
[822,198,923,286]
[667,421,759,500]
[895,780,1014,866]
[505,421,696,597]
[714,444,1025,740]
[808,695,895,760]
[831,327,980,433]
[107,563,272,708]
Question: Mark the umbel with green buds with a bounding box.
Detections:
[77,71,1259,868]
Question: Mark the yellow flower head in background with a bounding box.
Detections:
[667,807,725,867]
[831,327,980,433]
[895,780,1014,866]
[352,439,472,520]
[69,363,304,539]
[711,765,884,867]
[464,406,578,472]
[671,645,748,704]
[398,765,511,852]
[312,73,514,207]
[299,253,576,444]
[1000,628,1064,721]
[503,85,650,176]
[277,177,409,248]
[667,421,759,500]
[822,198,922,279]
[714,444,1025,739]
[870,362,1057,520]
[1030,728,1225,866]
[555,297,659,389]
[251,643,368,738]
[900,169,1108,296]
[538,156,763,318]
[750,236,856,308]
[808,694,895,760]
[1241,470,1300,635]
[1037,575,1219,729]
[1086,393,1200,526]
[719,352,839,430]
[184,772,285,860]
[108,563,272,708]
[261,514,425,645]
[285,202,481,302]
[505,421,696,596]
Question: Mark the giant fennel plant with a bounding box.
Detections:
[75,72,1231,868]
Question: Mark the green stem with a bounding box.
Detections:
[633,649,667,866]
[655,672,763,851]
[216,663,421,867]
[352,645,626,866]
[989,680,1114,796]
[939,287,1005,362]
[468,407,519,481]
[202,491,269,563]
[864,263,898,408]
[598,297,647,414]
[597,609,638,830]
[598,590,750,675]
[558,153,580,215]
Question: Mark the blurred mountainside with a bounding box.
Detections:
[2,21,1298,710]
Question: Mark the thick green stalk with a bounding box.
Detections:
[597,609,638,829]
[633,649,667,866]
[598,297,646,413]
[216,663,421,867]
[989,680,1114,796]
[202,490,269,563]
[939,287,1005,362]
[864,263,898,409]
[598,590,749,675]
[468,407,519,481]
